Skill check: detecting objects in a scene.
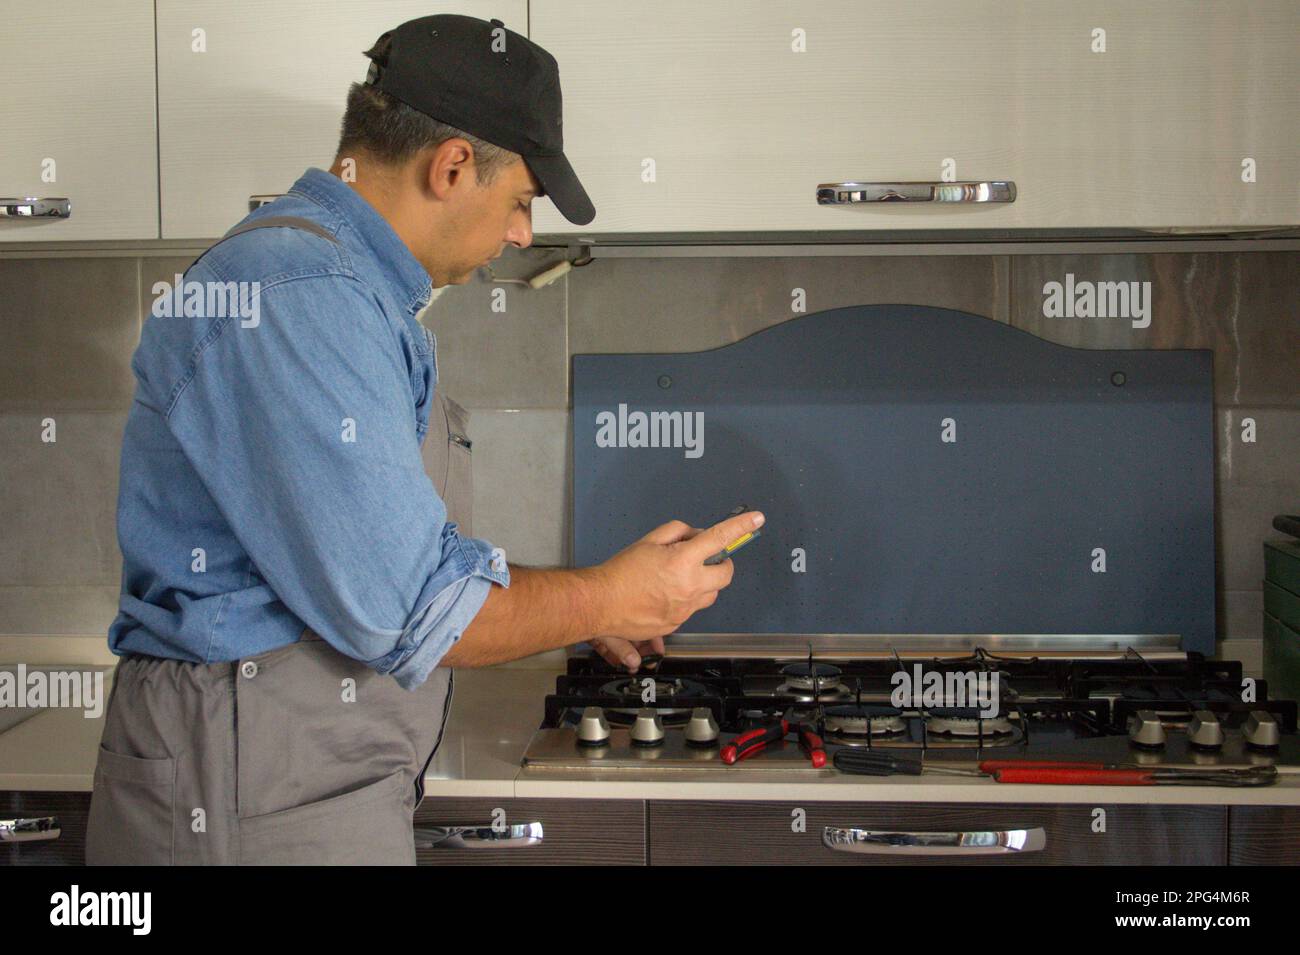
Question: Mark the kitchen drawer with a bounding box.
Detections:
[414,797,645,866]
[648,801,1226,865]
[1228,807,1300,865]
[1,792,90,866]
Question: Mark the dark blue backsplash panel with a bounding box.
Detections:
[573,305,1215,654]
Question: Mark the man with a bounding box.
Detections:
[85,14,762,865]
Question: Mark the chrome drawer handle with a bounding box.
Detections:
[248,194,284,211]
[816,181,1016,204]
[0,816,61,843]
[823,826,1045,855]
[0,197,71,218]
[414,822,543,849]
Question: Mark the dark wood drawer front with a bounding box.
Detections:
[1,792,91,866]
[415,797,645,865]
[1229,807,1300,864]
[649,801,1226,865]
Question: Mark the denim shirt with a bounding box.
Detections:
[109,167,510,690]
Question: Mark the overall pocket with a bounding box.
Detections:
[237,769,413,865]
[85,744,178,865]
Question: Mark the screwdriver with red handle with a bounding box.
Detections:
[976,760,1276,786]
[992,765,1277,786]
[833,752,1277,786]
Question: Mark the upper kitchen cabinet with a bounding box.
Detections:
[0,1,158,242]
[156,1,527,239]
[530,0,1300,237]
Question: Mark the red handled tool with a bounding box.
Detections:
[992,765,1277,787]
[977,759,1104,773]
[794,724,827,768]
[720,719,789,764]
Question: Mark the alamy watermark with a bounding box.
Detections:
[49,885,150,935]
[595,403,704,459]
[0,664,104,719]
[1042,272,1151,328]
[150,275,261,328]
[890,665,1000,718]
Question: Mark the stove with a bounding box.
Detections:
[520,648,1300,773]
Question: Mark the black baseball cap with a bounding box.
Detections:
[368,14,595,226]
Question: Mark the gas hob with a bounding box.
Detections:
[520,650,1300,774]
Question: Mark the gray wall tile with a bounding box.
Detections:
[0,412,126,587]
[1009,252,1300,407]
[468,409,570,568]
[0,585,119,637]
[419,247,569,410]
[1215,408,1300,592]
[1215,637,1263,679]
[1220,589,1263,643]
[1217,486,1296,592]
[569,255,1006,354]
[0,258,141,412]
[1218,408,1300,489]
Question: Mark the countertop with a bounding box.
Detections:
[4,665,1300,805]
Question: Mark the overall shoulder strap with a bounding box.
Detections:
[186,213,341,274]
[218,214,340,244]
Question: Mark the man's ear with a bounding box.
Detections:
[426,139,475,200]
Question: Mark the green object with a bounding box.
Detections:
[1264,580,1300,633]
[1264,539,1300,595]
[1263,613,1300,703]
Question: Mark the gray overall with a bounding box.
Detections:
[85,217,475,865]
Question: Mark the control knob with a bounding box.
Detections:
[1187,710,1224,749]
[630,708,665,746]
[1127,709,1166,747]
[1243,711,1280,749]
[576,706,610,746]
[684,707,720,746]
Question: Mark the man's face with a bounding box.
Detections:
[421,144,538,287]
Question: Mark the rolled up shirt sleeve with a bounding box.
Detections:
[163,271,509,688]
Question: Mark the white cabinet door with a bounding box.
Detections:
[531,0,1300,236]
[157,1,527,239]
[0,0,158,242]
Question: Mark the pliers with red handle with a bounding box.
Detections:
[793,723,827,768]
[720,719,827,767]
[720,719,788,764]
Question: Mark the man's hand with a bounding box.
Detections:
[587,510,765,664]
[446,510,763,670]
[590,634,665,673]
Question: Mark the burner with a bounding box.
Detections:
[597,677,712,720]
[822,704,907,744]
[775,662,849,702]
[926,708,1015,738]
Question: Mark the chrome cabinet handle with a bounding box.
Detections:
[414,822,543,849]
[823,826,1045,855]
[816,181,1016,204]
[0,816,61,843]
[248,194,284,211]
[0,197,71,218]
